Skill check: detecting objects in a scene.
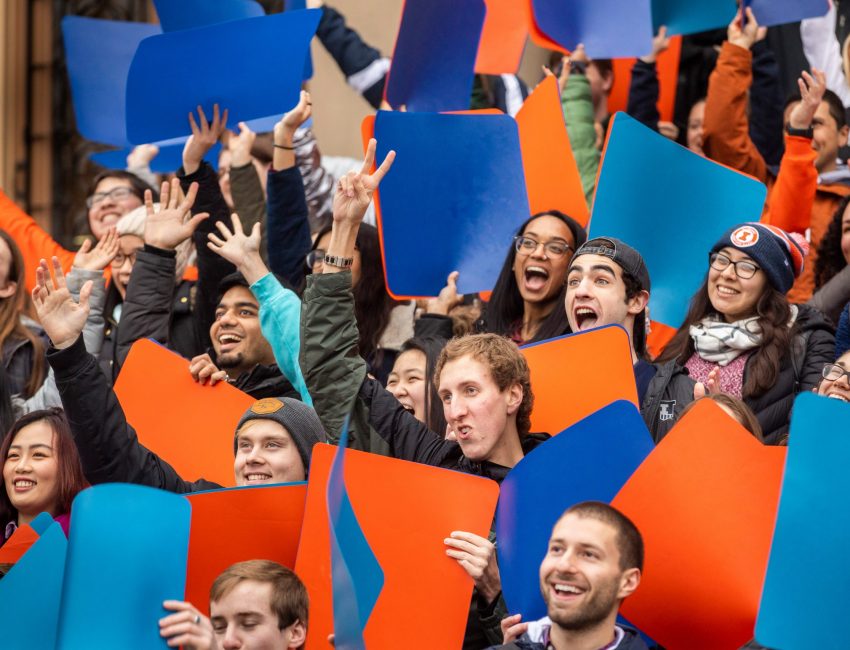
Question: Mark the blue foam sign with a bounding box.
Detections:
[153,0,264,32]
[531,0,654,59]
[496,401,655,620]
[62,16,160,147]
[56,484,191,650]
[0,522,67,650]
[90,141,221,174]
[126,11,320,144]
[374,110,530,297]
[589,113,767,329]
[755,393,850,649]
[326,422,384,650]
[386,0,485,112]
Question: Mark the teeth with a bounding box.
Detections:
[526,266,549,275]
[219,334,242,343]
[716,286,739,295]
[827,394,849,402]
[246,474,271,481]
[553,584,582,594]
[576,308,595,315]
[14,480,35,487]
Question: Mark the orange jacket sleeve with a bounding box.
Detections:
[703,42,768,184]
[0,186,74,291]
[762,135,818,234]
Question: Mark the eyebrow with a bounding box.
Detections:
[8,443,53,451]
[569,263,616,276]
[523,231,568,242]
[216,300,259,311]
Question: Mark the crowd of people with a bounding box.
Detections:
[1,2,850,649]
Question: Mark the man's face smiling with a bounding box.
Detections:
[233,420,305,487]
[211,286,275,378]
[565,254,645,333]
[539,513,639,632]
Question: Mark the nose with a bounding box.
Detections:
[118,257,134,275]
[219,309,238,327]
[221,627,242,649]
[13,455,31,473]
[720,262,738,280]
[555,548,578,573]
[835,372,850,389]
[445,394,468,422]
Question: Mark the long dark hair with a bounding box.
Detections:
[657,279,795,399]
[309,224,395,363]
[480,210,587,343]
[397,336,448,434]
[814,196,849,289]
[0,230,45,397]
[0,408,88,525]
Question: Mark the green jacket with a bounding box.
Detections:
[561,73,599,208]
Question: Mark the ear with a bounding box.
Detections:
[0,280,18,299]
[839,124,849,148]
[617,567,641,600]
[285,619,307,648]
[627,289,649,316]
[505,382,523,416]
[602,70,615,94]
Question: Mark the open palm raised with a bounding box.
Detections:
[31,257,93,350]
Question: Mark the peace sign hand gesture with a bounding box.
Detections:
[332,138,395,226]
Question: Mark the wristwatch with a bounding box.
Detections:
[785,123,814,139]
[323,254,354,269]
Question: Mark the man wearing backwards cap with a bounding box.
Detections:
[34,259,324,493]
[564,237,696,440]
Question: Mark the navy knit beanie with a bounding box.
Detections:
[710,223,808,294]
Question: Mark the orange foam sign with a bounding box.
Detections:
[516,75,590,226]
[114,339,255,488]
[0,524,40,565]
[524,0,566,52]
[184,483,307,616]
[522,325,638,435]
[295,444,500,649]
[475,0,529,74]
[609,37,682,123]
[611,400,785,650]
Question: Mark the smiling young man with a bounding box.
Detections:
[159,560,309,650]
[493,502,647,650]
[33,258,324,494]
[565,237,695,440]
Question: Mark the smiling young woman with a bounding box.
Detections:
[657,223,835,443]
[0,408,87,545]
[478,210,587,345]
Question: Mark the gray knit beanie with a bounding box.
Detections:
[234,398,325,475]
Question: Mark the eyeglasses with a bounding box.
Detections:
[514,236,573,259]
[709,252,760,279]
[111,250,138,267]
[305,249,325,268]
[86,186,135,209]
[822,363,850,383]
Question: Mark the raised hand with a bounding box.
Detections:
[332,138,395,226]
[789,69,827,130]
[207,212,267,284]
[427,271,464,315]
[73,227,119,271]
[228,121,257,168]
[144,178,209,250]
[444,530,502,603]
[727,8,763,50]
[641,25,670,64]
[541,56,570,95]
[277,90,312,140]
[32,258,93,350]
[183,103,229,175]
[126,144,160,169]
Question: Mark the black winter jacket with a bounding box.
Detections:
[49,335,220,493]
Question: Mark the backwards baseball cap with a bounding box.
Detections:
[711,223,808,294]
[235,398,325,475]
[572,237,651,292]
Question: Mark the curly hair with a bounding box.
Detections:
[814,196,850,289]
